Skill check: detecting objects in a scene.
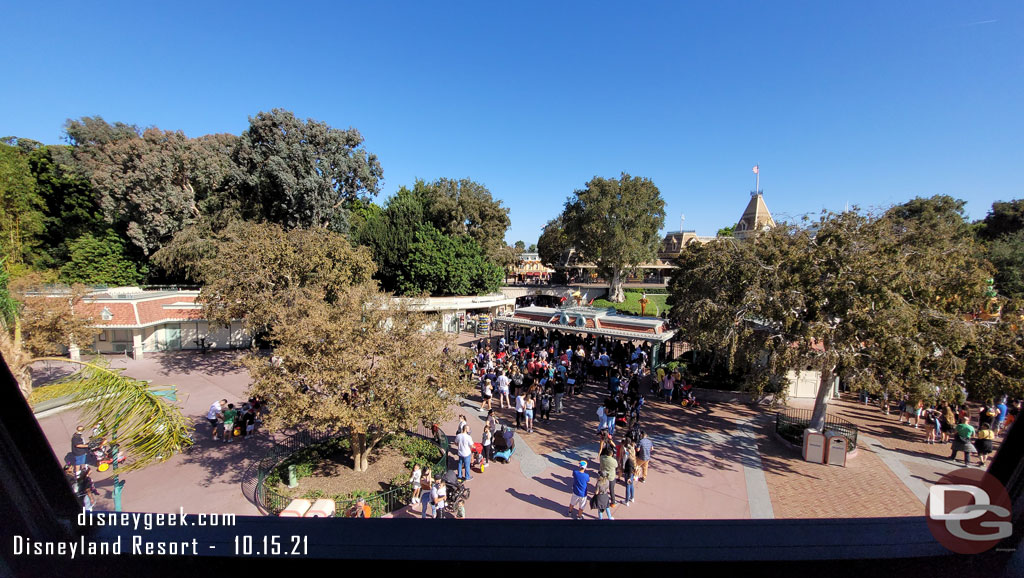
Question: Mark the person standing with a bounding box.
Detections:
[568,460,590,520]
[995,397,1009,435]
[481,379,494,412]
[221,403,239,443]
[637,431,653,482]
[420,468,433,518]
[207,399,226,440]
[593,473,614,520]
[554,378,566,413]
[496,371,511,409]
[430,477,447,519]
[524,395,536,433]
[456,426,475,481]
[482,425,493,466]
[71,426,89,475]
[975,422,995,467]
[622,440,637,506]
[599,444,618,507]
[515,391,526,429]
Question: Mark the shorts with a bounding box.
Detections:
[499,386,509,395]
[482,394,492,400]
[74,454,87,466]
[208,417,219,429]
[570,494,587,509]
[524,410,534,419]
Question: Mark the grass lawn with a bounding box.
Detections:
[591,292,670,316]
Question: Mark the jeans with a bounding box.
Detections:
[607,477,616,504]
[608,418,616,436]
[458,454,473,479]
[598,415,608,432]
[625,478,635,502]
[598,509,614,520]
[421,496,432,518]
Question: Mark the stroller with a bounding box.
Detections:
[680,385,701,408]
[440,470,471,518]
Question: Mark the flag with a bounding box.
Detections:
[752,165,759,174]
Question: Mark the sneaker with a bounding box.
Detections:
[465,477,474,482]
[626,501,632,507]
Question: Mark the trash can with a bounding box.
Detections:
[802,428,825,464]
[825,433,848,466]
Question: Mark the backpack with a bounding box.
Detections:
[541,396,551,410]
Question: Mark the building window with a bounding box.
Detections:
[101,307,113,321]
[98,332,107,341]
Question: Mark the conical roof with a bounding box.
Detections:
[734,192,775,238]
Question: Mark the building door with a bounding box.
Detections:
[166,324,181,350]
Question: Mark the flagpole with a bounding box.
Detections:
[756,163,760,195]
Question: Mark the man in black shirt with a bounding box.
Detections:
[71,425,89,475]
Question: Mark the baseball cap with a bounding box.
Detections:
[579,460,587,468]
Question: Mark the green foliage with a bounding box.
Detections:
[668,197,990,407]
[624,287,668,294]
[46,358,193,472]
[353,181,508,295]
[717,225,735,237]
[987,231,1024,301]
[231,109,382,230]
[536,217,569,269]
[268,437,351,487]
[558,174,666,301]
[60,230,147,286]
[397,225,503,296]
[386,433,443,469]
[976,199,1024,241]
[0,143,47,268]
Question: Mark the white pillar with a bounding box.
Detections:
[68,344,81,362]
[132,329,144,360]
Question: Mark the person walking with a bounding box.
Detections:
[950,416,977,466]
[481,378,494,411]
[637,431,653,482]
[975,422,995,467]
[221,403,239,443]
[568,460,590,520]
[456,426,475,481]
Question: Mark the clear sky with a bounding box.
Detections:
[2,1,1021,244]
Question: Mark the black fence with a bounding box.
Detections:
[775,408,859,452]
[254,427,449,518]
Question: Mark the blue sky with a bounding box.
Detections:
[2,1,1021,243]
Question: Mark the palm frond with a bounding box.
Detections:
[38,357,193,472]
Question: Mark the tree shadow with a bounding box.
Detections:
[151,350,247,377]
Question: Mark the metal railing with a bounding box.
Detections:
[254,427,449,518]
[774,408,859,451]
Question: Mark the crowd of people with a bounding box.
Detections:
[457,327,680,519]
[206,397,265,443]
[871,392,1020,467]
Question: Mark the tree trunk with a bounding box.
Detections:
[809,365,835,431]
[608,269,626,303]
[350,431,368,472]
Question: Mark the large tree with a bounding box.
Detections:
[396,225,503,296]
[352,180,511,295]
[60,230,147,286]
[0,141,47,270]
[668,196,990,427]
[231,109,382,230]
[65,117,237,257]
[197,221,376,333]
[559,174,665,301]
[243,284,471,471]
[536,216,569,269]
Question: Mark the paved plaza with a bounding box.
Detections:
[33,341,993,521]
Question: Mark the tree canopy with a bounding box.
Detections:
[396,225,503,296]
[243,283,471,471]
[558,173,665,301]
[668,196,992,425]
[231,109,382,230]
[197,221,376,332]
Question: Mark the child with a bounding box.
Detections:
[409,464,423,504]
